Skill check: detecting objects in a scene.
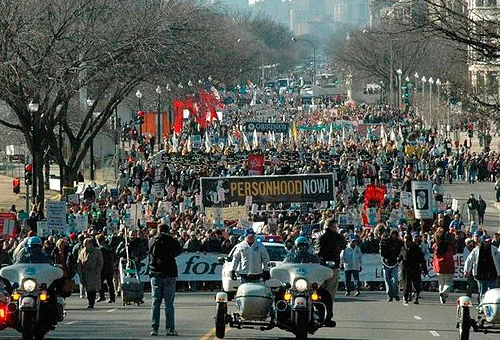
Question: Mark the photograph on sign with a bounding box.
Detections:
[411,181,433,219]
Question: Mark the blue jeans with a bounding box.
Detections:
[383,265,399,298]
[345,270,360,293]
[477,278,498,304]
[151,275,176,331]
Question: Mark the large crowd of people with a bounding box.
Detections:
[0,103,499,327]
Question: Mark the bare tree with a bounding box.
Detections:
[403,0,500,109]
[0,0,252,203]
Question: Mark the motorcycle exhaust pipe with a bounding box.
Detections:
[7,303,17,314]
[276,300,288,312]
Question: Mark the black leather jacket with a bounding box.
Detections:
[312,229,346,268]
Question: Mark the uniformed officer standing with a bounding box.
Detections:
[230,228,271,282]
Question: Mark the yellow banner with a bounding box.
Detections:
[204,206,248,222]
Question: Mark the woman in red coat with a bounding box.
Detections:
[432,228,456,303]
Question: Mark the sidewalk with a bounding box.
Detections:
[0,174,59,212]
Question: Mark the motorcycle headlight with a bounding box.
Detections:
[23,279,37,292]
[294,278,308,292]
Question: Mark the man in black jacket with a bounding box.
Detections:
[380,229,403,301]
[312,217,346,326]
[148,222,182,337]
[399,232,427,304]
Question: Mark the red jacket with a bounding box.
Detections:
[432,243,456,274]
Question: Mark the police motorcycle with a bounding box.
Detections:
[214,248,334,339]
[0,236,66,340]
[456,288,500,340]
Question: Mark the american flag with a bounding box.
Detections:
[232,125,242,139]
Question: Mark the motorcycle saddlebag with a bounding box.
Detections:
[235,282,272,320]
[482,288,500,323]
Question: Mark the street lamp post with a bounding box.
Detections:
[156,86,162,152]
[421,76,427,125]
[237,39,264,89]
[396,69,402,109]
[27,101,39,212]
[135,89,143,136]
[165,84,171,147]
[291,37,316,82]
[87,99,95,181]
[445,80,451,134]
[428,77,434,129]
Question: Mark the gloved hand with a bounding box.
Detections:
[359,266,362,273]
[262,271,271,281]
[230,271,238,281]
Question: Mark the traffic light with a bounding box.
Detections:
[402,86,410,104]
[137,110,145,125]
[25,163,33,186]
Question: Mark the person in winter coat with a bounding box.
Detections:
[466,193,479,224]
[432,228,456,304]
[464,234,500,304]
[380,229,403,301]
[313,218,346,303]
[148,222,183,336]
[77,237,104,309]
[183,231,203,252]
[463,237,479,303]
[477,195,487,225]
[116,229,148,272]
[96,234,116,303]
[399,232,428,304]
[340,234,363,296]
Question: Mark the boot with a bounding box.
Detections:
[97,291,105,302]
[87,290,97,308]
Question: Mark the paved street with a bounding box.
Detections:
[442,179,500,231]
[0,290,497,340]
[0,177,497,339]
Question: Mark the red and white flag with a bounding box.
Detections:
[232,125,242,139]
[248,154,264,176]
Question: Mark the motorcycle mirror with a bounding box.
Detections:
[217,256,227,263]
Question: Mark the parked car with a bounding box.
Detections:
[220,240,287,300]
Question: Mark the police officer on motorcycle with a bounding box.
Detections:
[230,228,270,283]
[21,237,64,321]
[18,236,50,264]
[281,236,336,327]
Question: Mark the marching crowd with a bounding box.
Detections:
[0,103,500,336]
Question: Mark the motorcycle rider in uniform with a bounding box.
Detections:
[11,236,63,327]
[230,228,270,283]
[279,236,336,327]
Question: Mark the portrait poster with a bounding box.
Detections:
[411,181,433,219]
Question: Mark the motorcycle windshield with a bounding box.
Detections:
[0,263,63,287]
[270,263,333,288]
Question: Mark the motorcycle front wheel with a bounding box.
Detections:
[21,310,36,340]
[457,306,470,340]
[215,302,227,339]
[294,311,309,340]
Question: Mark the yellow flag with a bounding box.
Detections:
[292,121,298,143]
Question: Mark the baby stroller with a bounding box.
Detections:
[119,257,144,306]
